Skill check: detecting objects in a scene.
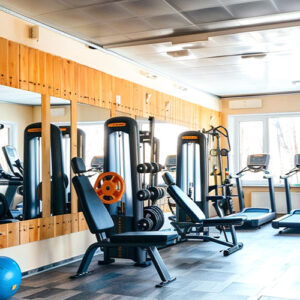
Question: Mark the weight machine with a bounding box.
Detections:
[202,125,235,216]
[23,123,67,219]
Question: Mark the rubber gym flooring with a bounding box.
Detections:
[13,224,300,300]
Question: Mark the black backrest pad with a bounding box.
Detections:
[162,172,175,185]
[72,175,114,233]
[167,184,206,222]
[71,157,87,174]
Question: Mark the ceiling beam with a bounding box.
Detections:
[104,18,300,48]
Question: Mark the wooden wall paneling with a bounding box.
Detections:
[28,47,37,92]
[53,56,62,97]
[79,64,87,103]
[70,100,78,213]
[78,212,88,231]
[39,50,46,94]
[19,220,30,244]
[123,80,131,114]
[0,37,8,86]
[40,217,55,240]
[41,94,51,217]
[35,49,41,93]
[7,222,19,247]
[103,73,113,109]
[62,214,72,235]
[46,53,54,95]
[88,67,95,105]
[62,59,71,99]
[0,224,8,248]
[94,69,101,106]
[8,41,19,88]
[19,44,29,90]
[71,213,79,233]
[54,215,63,237]
[73,62,80,101]
[113,77,122,112]
[29,218,40,242]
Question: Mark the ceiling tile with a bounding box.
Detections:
[37,9,97,28]
[92,35,132,45]
[69,22,118,38]
[273,0,300,13]
[182,7,233,24]
[125,28,175,40]
[81,2,134,21]
[110,18,152,34]
[145,14,191,29]
[120,0,175,17]
[0,0,70,16]
[165,0,221,12]
[61,0,113,8]
[228,0,277,18]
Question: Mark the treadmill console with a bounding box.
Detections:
[165,155,176,172]
[295,154,300,169]
[2,145,23,177]
[247,154,270,171]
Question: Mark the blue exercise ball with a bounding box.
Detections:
[0,256,22,300]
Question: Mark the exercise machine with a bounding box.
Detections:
[0,146,23,222]
[272,154,300,231]
[203,125,235,216]
[23,123,67,219]
[231,154,276,228]
[163,172,245,256]
[70,157,177,287]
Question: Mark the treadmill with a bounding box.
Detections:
[232,154,276,228]
[272,154,300,230]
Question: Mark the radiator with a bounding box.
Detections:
[251,192,300,213]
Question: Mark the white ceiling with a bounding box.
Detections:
[2,0,300,96]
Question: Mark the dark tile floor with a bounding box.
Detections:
[14,225,300,300]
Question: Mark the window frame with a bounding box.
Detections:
[228,112,300,187]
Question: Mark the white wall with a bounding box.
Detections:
[0,10,220,111]
[0,231,96,273]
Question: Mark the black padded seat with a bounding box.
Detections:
[167,183,245,226]
[110,231,178,246]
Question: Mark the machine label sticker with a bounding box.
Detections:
[108,122,126,127]
[182,136,198,140]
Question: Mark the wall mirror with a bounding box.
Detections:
[0,85,41,222]
[77,103,110,183]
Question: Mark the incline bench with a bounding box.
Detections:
[162,172,245,256]
[70,157,177,287]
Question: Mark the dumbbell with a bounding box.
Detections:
[137,162,164,174]
[137,187,165,201]
[137,163,153,173]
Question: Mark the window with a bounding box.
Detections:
[77,122,104,168]
[229,113,300,185]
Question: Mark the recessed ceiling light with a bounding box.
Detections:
[167,50,190,58]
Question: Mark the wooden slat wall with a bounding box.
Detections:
[0,36,221,249]
[0,36,219,130]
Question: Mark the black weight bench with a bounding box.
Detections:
[162,172,245,256]
[70,157,177,287]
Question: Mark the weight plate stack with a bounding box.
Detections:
[150,205,164,230]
